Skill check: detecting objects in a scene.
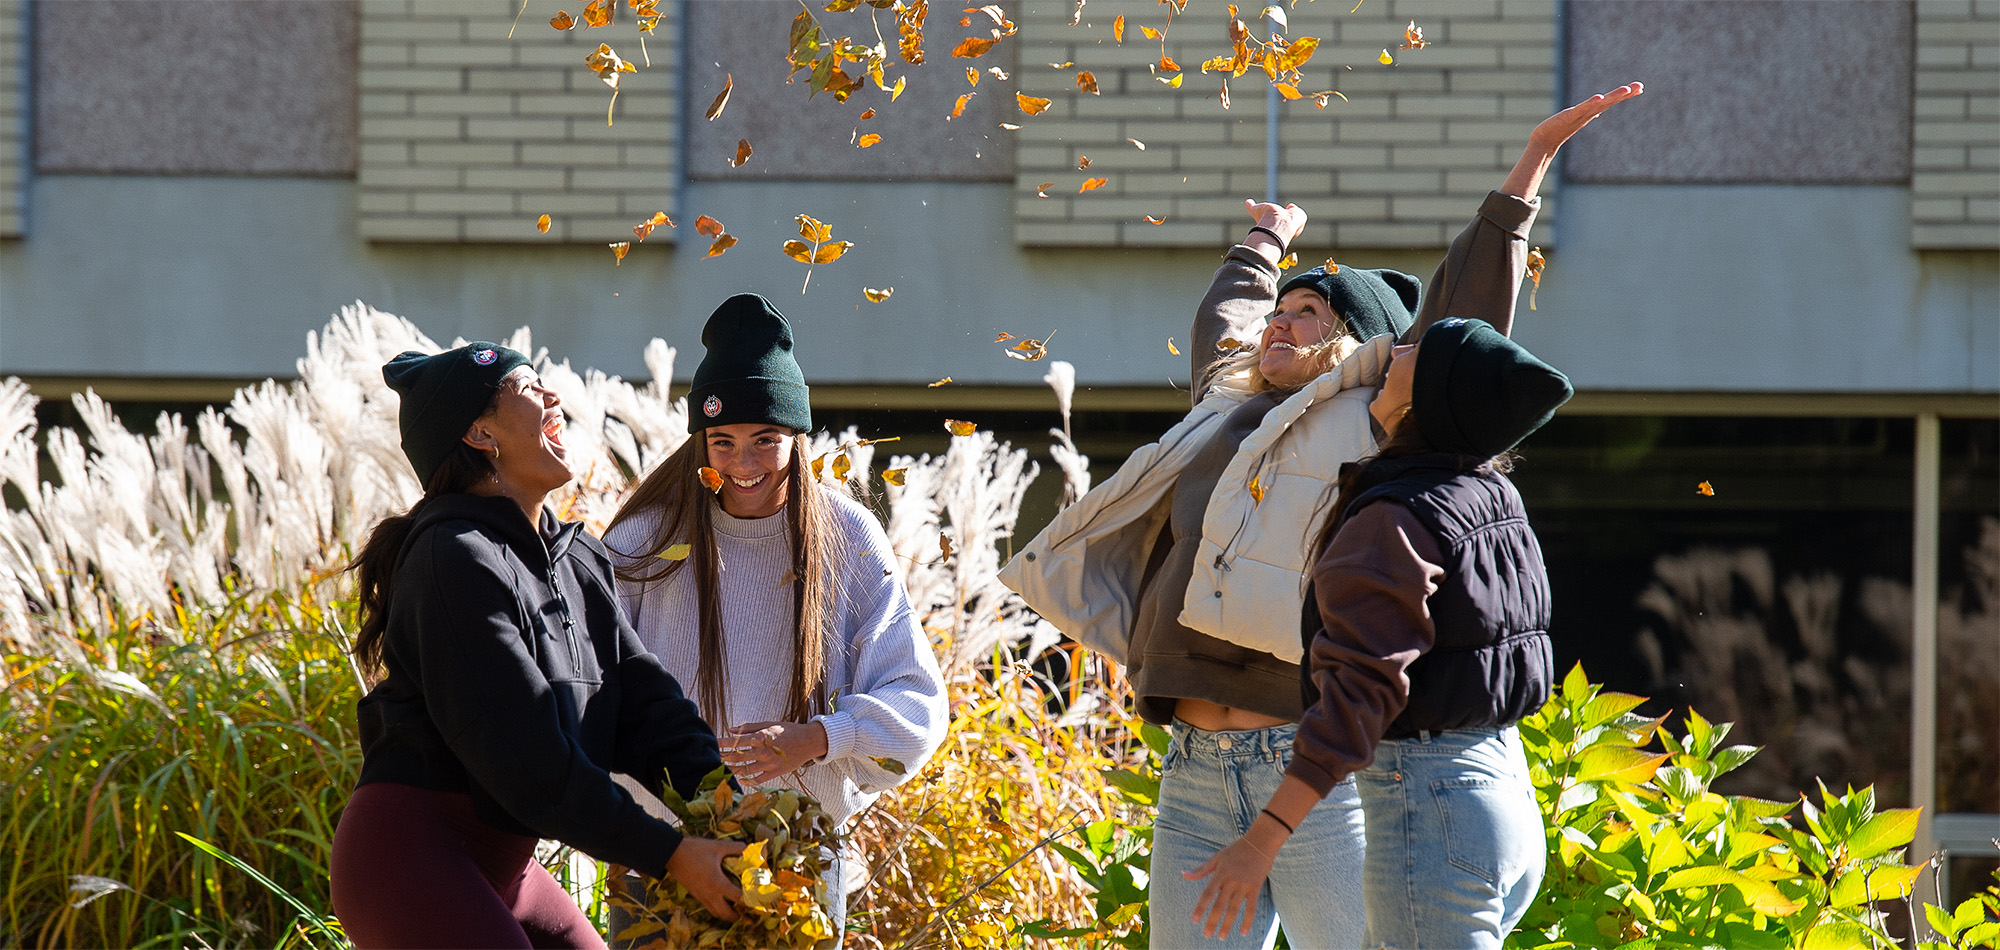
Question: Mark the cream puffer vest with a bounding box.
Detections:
[998,335,1394,665]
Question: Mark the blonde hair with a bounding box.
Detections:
[1200,312,1363,397]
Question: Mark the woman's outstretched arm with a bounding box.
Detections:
[1187,200,1308,400]
[1502,82,1644,201]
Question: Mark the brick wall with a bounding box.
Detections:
[358,0,677,243]
[1912,0,2000,249]
[0,0,21,238]
[1012,0,1555,248]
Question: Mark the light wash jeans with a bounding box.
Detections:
[1356,726,1545,950]
[1149,720,1368,949]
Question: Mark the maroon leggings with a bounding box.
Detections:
[331,783,606,950]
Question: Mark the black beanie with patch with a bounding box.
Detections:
[1278,266,1422,343]
[1412,318,1572,459]
[688,293,812,434]
[382,342,531,485]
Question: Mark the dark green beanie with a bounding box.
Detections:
[688,294,812,433]
[1278,266,1421,343]
[1412,318,1572,459]
[382,342,531,485]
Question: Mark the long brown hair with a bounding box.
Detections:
[349,442,497,673]
[605,434,838,726]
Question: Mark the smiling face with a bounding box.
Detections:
[1368,343,1419,434]
[703,423,796,519]
[467,366,572,501]
[1259,288,1349,389]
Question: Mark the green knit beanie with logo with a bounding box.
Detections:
[1278,266,1422,343]
[382,342,531,485]
[688,294,812,434]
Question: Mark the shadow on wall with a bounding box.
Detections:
[1632,517,1999,813]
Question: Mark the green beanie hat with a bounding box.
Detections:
[688,294,812,433]
[1411,318,1572,459]
[382,342,531,485]
[1278,266,1422,343]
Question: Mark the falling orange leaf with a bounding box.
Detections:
[1277,252,1299,269]
[1323,257,1341,273]
[1079,177,1108,192]
[864,287,894,302]
[859,108,876,120]
[1167,337,1181,354]
[536,214,552,233]
[1128,138,1147,150]
[1049,60,1074,69]
[581,0,611,28]
[730,138,753,167]
[1113,14,1125,42]
[1144,215,1166,225]
[945,419,978,437]
[831,454,853,482]
[609,241,631,264]
[858,133,883,148]
[939,532,957,561]
[698,467,725,493]
[1275,82,1302,100]
[1160,53,1181,72]
[995,332,1015,342]
[949,92,974,120]
[882,467,907,486]
[631,210,672,241]
[952,36,997,58]
[796,213,832,243]
[705,74,732,120]
[1217,337,1249,354]
[550,10,575,30]
[1006,331,1055,361]
[1078,155,1092,169]
[1017,93,1053,115]
[811,454,825,480]
[811,241,854,264]
[1157,72,1184,88]
[705,233,737,257]
[1248,475,1265,504]
[928,377,953,387]
[1076,71,1099,95]
[1697,481,1715,496]
[1526,246,1546,311]
[1400,20,1430,50]
[695,214,725,237]
[1035,182,1054,197]
[965,66,981,87]
[1140,25,1160,39]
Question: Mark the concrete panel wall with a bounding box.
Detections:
[0,0,19,238]
[1912,0,2000,248]
[1,177,1991,397]
[1011,0,1557,248]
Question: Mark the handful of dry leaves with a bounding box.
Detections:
[609,767,842,949]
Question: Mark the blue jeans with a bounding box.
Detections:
[1149,720,1368,949]
[1357,726,1545,950]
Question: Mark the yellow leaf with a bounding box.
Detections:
[695,214,725,237]
[1113,15,1125,42]
[945,419,977,437]
[951,36,997,58]
[1076,71,1099,95]
[863,287,894,302]
[870,755,907,774]
[995,332,1014,342]
[1275,82,1302,100]
[1248,475,1264,503]
[795,213,831,243]
[882,467,907,485]
[857,132,882,148]
[1157,72,1184,88]
[927,377,951,387]
[609,241,631,264]
[966,66,980,86]
[890,75,907,101]
[536,214,551,233]
[1697,481,1715,496]
[812,241,854,264]
[1277,252,1299,269]
[1167,337,1180,355]
[550,10,575,30]
[1140,24,1160,39]
[1006,332,1053,361]
[1379,49,1394,65]
[1323,257,1341,273]
[831,454,852,481]
[705,233,737,257]
[949,92,974,120]
[581,0,611,28]
[783,240,815,264]
[656,542,692,561]
[698,467,724,493]
[1160,53,1181,72]
[1049,60,1074,69]
[1526,246,1546,311]
[811,454,825,480]
[1016,92,1053,116]
[704,73,732,120]
[729,138,752,167]
[1079,177,1108,192]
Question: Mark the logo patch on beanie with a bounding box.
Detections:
[472,348,498,365]
[703,395,722,418]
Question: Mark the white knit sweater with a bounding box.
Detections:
[603,493,947,827]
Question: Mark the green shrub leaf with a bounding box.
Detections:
[1828,863,1921,908]
[1577,746,1671,784]
[1580,691,1648,730]
[1802,920,1869,949]
[1926,901,1959,940]
[1844,808,1918,861]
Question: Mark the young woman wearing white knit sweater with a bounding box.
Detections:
[602,293,948,939]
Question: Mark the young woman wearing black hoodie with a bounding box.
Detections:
[330,343,741,948]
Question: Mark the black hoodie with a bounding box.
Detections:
[354,492,720,877]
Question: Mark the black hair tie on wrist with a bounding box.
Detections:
[1247,225,1288,253]
[1260,807,1295,835]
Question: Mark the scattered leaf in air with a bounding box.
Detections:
[1077,71,1099,95]
[705,74,733,120]
[1220,79,1232,109]
[1113,15,1125,42]
[864,287,894,302]
[1167,337,1181,354]
[1006,331,1055,361]
[952,36,997,58]
[1277,252,1299,269]
[581,0,611,28]
[871,756,908,775]
[1160,53,1181,72]
[988,66,1009,80]
[1017,93,1053,116]
[730,138,753,167]
[1079,177,1108,192]
[656,542,692,561]
[882,467,907,486]
[777,568,797,587]
[1275,82,1302,100]
[550,10,575,30]
[1145,215,1166,225]
[811,241,853,264]
[609,241,631,264]
[966,66,981,86]
[1217,336,1249,354]
[698,467,725,493]
[1128,138,1147,150]
[785,214,852,292]
[1035,182,1054,197]
[796,213,832,242]
[583,43,637,124]
[1049,60,1074,69]
[536,214,552,233]
[859,108,876,120]
[939,532,957,561]
[705,233,738,257]
[999,122,1022,130]
[1323,257,1341,273]
[695,214,725,237]
[811,454,825,480]
[1379,49,1394,65]
[1157,72,1184,88]
[1525,246,1546,311]
[945,419,978,437]
[1400,21,1429,50]
[631,211,672,241]
[995,332,1014,342]
[927,377,952,387]
[858,133,883,148]
[1248,475,1265,504]
[1077,156,1093,169]
[891,76,907,100]
[1697,481,1715,497]
[1140,25,1160,39]
[1261,4,1287,30]
[949,93,974,120]
[831,454,853,482]
[1313,90,1348,109]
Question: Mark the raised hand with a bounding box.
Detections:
[1502,81,1644,199]
[1243,198,1309,250]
